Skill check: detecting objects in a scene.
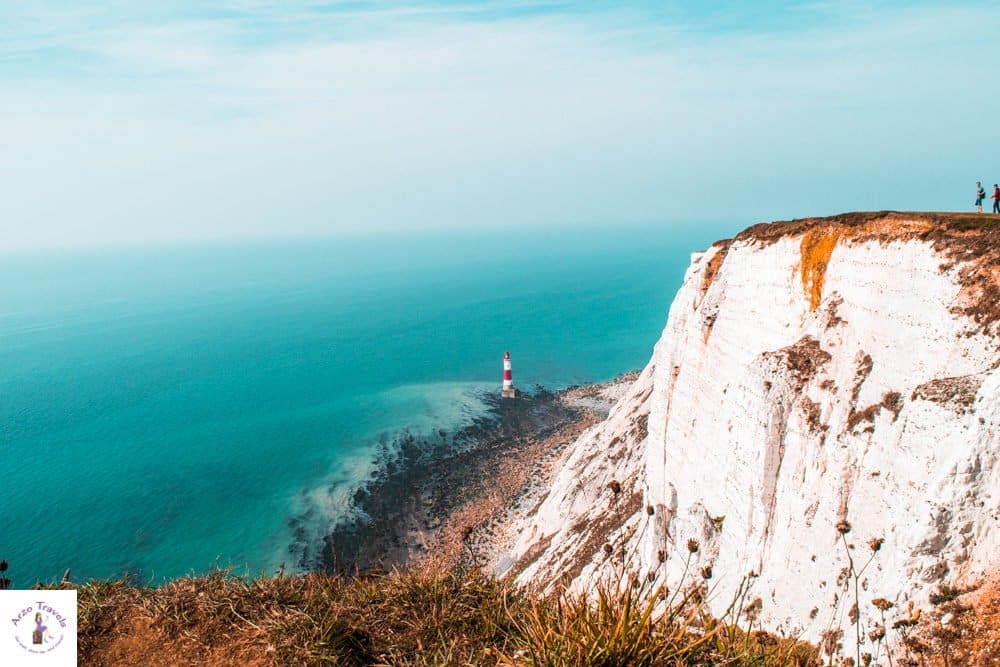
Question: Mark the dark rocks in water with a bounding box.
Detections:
[320,388,582,574]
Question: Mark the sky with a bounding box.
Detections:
[1,1,998,251]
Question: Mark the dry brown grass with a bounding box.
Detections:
[77,568,518,666]
[904,580,1000,666]
[56,524,995,666]
[67,566,828,667]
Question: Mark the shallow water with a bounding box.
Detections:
[0,223,732,584]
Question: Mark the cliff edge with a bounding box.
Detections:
[495,211,1000,649]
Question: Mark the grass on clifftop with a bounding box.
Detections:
[71,566,820,667]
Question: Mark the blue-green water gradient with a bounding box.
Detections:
[0,223,730,584]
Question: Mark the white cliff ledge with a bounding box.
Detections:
[495,211,1000,646]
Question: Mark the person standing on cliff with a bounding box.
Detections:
[992,184,1000,214]
[976,181,986,212]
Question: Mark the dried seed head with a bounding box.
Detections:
[869,537,884,552]
[646,505,655,516]
[868,625,886,641]
[862,652,873,667]
[820,629,843,655]
[686,538,699,554]
[871,598,894,611]
[657,549,667,563]
[700,565,713,579]
[608,480,622,496]
[602,543,613,557]
[836,520,852,535]
[753,629,777,647]
[744,597,763,622]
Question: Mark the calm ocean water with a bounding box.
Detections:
[0,223,731,584]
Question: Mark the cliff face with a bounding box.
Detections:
[497,212,1000,644]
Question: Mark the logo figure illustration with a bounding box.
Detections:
[32,612,49,645]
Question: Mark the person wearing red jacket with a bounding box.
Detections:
[993,184,1000,214]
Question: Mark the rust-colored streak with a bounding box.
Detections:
[700,240,732,299]
[734,210,1000,334]
[800,228,842,311]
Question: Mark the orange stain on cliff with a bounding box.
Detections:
[700,241,732,300]
[800,228,842,310]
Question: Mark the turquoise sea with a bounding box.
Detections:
[0,223,731,585]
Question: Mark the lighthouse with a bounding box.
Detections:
[502,351,517,399]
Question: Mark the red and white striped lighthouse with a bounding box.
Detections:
[502,351,517,399]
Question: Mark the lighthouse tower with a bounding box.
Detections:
[502,351,517,399]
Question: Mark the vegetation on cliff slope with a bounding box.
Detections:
[68,565,822,667]
[56,563,1000,666]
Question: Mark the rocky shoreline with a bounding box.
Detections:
[320,374,637,574]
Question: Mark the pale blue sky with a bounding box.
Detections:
[1,1,998,250]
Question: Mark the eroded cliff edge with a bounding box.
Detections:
[494,211,1000,645]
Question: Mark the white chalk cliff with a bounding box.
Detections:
[497,212,1000,647]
